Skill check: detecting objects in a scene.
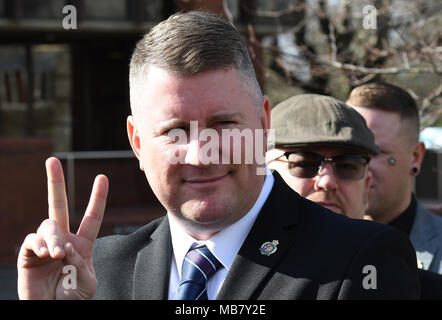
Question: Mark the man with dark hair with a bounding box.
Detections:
[347,82,442,275]
[18,12,420,300]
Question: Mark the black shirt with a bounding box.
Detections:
[388,194,417,236]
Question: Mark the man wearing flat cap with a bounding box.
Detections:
[268,93,442,299]
[268,94,379,219]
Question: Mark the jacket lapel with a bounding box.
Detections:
[217,172,301,299]
[132,216,172,299]
[410,203,438,270]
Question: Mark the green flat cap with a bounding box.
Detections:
[271,94,380,155]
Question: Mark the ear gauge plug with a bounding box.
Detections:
[412,167,418,175]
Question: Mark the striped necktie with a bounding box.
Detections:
[174,245,221,300]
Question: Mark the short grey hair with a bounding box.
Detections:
[129,11,262,116]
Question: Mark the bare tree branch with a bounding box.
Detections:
[421,83,442,117]
[320,58,441,74]
[240,2,306,18]
[242,0,441,123]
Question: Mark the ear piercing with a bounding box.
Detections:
[387,156,396,166]
[387,156,418,174]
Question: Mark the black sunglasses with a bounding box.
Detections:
[274,151,370,180]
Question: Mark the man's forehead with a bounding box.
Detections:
[353,106,401,134]
[134,66,255,111]
[362,112,408,149]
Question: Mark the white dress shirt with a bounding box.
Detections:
[167,167,275,300]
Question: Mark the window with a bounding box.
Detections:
[0,45,72,151]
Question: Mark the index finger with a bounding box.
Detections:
[45,157,70,233]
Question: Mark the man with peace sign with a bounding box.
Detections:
[17,158,108,299]
[17,11,420,300]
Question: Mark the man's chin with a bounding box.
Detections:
[367,192,379,212]
[322,205,342,214]
[178,210,233,240]
[181,199,233,224]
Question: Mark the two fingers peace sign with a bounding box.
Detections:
[17,157,109,300]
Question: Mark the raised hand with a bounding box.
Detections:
[17,157,108,299]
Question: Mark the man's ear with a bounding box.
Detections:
[261,95,272,153]
[365,168,372,190]
[127,115,144,171]
[410,141,426,176]
[363,168,372,212]
[261,96,275,160]
[261,95,271,132]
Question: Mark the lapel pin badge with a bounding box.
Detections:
[259,240,279,256]
[417,259,423,269]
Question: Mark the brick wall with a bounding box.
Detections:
[0,137,52,264]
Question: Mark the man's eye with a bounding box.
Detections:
[216,121,233,127]
[290,161,317,168]
[219,119,238,125]
[336,162,358,171]
[163,127,187,135]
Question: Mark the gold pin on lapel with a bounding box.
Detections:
[259,240,279,256]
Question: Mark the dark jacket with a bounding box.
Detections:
[93,172,420,299]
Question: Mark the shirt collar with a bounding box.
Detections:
[168,166,275,278]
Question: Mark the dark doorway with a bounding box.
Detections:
[71,36,138,151]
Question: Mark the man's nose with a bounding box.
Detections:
[184,138,217,166]
[184,138,202,166]
[314,162,338,191]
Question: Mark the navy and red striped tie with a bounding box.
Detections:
[174,245,221,300]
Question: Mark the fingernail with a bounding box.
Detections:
[65,243,75,257]
[54,246,63,255]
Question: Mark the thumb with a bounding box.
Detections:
[57,243,96,300]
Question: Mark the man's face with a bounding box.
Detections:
[128,66,270,240]
[269,146,371,219]
[350,107,412,222]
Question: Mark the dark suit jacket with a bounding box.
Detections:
[93,172,420,299]
[418,269,442,300]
